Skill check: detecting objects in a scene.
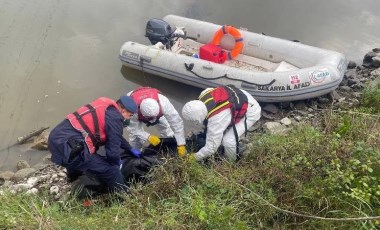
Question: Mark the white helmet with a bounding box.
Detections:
[182,100,207,124]
[140,98,160,117]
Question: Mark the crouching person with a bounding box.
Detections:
[181,85,261,161]
[48,96,138,195]
[126,87,186,157]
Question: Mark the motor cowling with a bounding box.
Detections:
[145,19,175,48]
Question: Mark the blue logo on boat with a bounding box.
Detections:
[310,69,330,83]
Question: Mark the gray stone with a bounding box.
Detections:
[261,111,276,120]
[16,160,30,170]
[264,122,291,135]
[50,185,59,195]
[11,183,32,192]
[351,98,360,105]
[307,100,318,109]
[27,177,39,187]
[13,168,36,181]
[264,122,281,131]
[262,104,279,114]
[372,57,380,68]
[339,78,348,86]
[371,68,380,77]
[359,77,369,83]
[2,180,13,188]
[26,188,39,195]
[338,97,346,103]
[347,78,360,86]
[38,175,50,182]
[294,101,307,110]
[353,92,363,98]
[294,116,302,122]
[339,86,352,92]
[30,134,48,151]
[280,117,292,126]
[363,51,377,65]
[357,65,365,70]
[351,83,364,90]
[293,110,308,116]
[34,163,49,171]
[51,174,58,180]
[39,184,49,190]
[344,69,357,79]
[58,172,66,178]
[279,102,291,109]
[0,171,15,180]
[369,75,380,89]
[347,61,357,69]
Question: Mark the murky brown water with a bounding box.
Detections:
[1,0,379,170]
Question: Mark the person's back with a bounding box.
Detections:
[182,85,261,161]
[48,96,138,195]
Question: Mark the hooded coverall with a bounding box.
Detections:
[127,91,186,149]
[194,88,261,161]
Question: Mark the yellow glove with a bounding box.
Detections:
[148,135,161,146]
[177,145,187,158]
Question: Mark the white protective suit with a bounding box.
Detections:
[184,88,261,161]
[127,92,186,149]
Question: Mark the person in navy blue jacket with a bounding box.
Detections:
[48,96,140,193]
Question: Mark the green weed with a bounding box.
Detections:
[1,109,380,229]
[361,84,380,114]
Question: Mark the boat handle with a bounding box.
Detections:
[202,65,213,70]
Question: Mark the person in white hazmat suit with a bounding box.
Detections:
[181,85,261,161]
[126,87,187,156]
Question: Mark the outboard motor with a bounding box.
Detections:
[145,19,175,49]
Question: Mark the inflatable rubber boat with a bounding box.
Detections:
[119,15,348,102]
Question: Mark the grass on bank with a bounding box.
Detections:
[1,86,380,230]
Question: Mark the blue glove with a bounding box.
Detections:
[130,148,142,158]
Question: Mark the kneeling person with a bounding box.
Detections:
[126,87,186,157]
[182,85,261,161]
[48,96,138,194]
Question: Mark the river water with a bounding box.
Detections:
[0,0,379,171]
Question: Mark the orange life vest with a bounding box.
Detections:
[130,87,163,126]
[66,97,119,154]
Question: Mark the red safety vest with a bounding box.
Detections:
[66,97,119,154]
[198,85,248,125]
[130,87,163,125]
